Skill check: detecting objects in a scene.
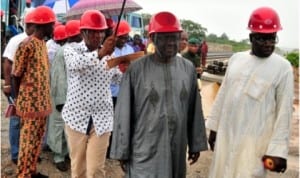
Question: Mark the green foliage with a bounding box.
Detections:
[206,33,250,52]
[180,19,207,40]
[286,52,299,67]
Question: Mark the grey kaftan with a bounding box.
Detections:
[110,54,208,178]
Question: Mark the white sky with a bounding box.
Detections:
[135,0,299,49]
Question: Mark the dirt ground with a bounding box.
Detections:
[1,81,299,178]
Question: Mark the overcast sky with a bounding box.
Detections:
[135,0,299,49]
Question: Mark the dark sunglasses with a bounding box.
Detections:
[251,34,278,45]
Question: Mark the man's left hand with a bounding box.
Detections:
[262,155,287,173]
[188,152,200,165]
[119,160,128,172]
[119,61,130,73]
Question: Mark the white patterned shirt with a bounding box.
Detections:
[62,41,122,136]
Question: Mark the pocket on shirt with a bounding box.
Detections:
[244,77,271,101]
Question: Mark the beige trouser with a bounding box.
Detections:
[65,125,110,178]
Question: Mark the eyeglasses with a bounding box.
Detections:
[252,34,278,45]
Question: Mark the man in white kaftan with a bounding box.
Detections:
[206,7,294,178]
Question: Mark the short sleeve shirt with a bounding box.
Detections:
[13,36,52,118]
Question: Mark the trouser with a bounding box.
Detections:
[9,115,20,160]
[8,78,20,161]
[65,125,110,178]
[17,117,47,178]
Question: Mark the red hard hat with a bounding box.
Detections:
[80,10,107,30]
[24,9,35,23]
[115,20,131,36]
[53,25,68,41]
[106,18,115,28]
[65,20,80,37]
[0,10,3,17]
[31,6,56,24]
[54,21,62,27]
[149,11,182,35]
[248,7,282,33]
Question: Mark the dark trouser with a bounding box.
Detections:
[8,76,20,161]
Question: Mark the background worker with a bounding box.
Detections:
[182,38,202,78]
[111,20,134,107]
[200,40,208,67]
[179,30,188,54]
[47,24,69,172]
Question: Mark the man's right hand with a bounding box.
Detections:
[119,160,127,172]
[98,35,117,59]
[2,85,11,97]
[208,130,217,151]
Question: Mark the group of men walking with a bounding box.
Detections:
[1,4,294,178]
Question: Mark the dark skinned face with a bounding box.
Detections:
[82,29,105,51]
[250,32,277,58]
[152,32,180,62]
[116,34,129,48]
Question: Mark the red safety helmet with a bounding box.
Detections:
[80,10,107,30]
[114,20,131,36]
[54,21,62,27]
[24,10,35,23]
[65,20,80,37]
[53,25,68,41]
[248,7,282,33]
[0,10,4,17]
[148,11,182,35]
[106,18,115,28]
[31,6,56,24]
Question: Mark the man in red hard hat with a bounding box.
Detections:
[12,6,56,178]
[207,7,293,177]
[46,24,70,172]
[62,10,122,178]
[109,11,208,177]
[2,9,36,166]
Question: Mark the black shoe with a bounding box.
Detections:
[31,172,48,178]
[11,159,18,165]
[55,161,68,172]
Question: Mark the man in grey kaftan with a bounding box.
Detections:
[110,11,208,178]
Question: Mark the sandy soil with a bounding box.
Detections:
[1,81,299,178]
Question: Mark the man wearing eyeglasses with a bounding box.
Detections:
[206,7,294,178]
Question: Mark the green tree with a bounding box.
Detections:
[220,33,229,41]
[286,51,299,67]
[180,19,207,40]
